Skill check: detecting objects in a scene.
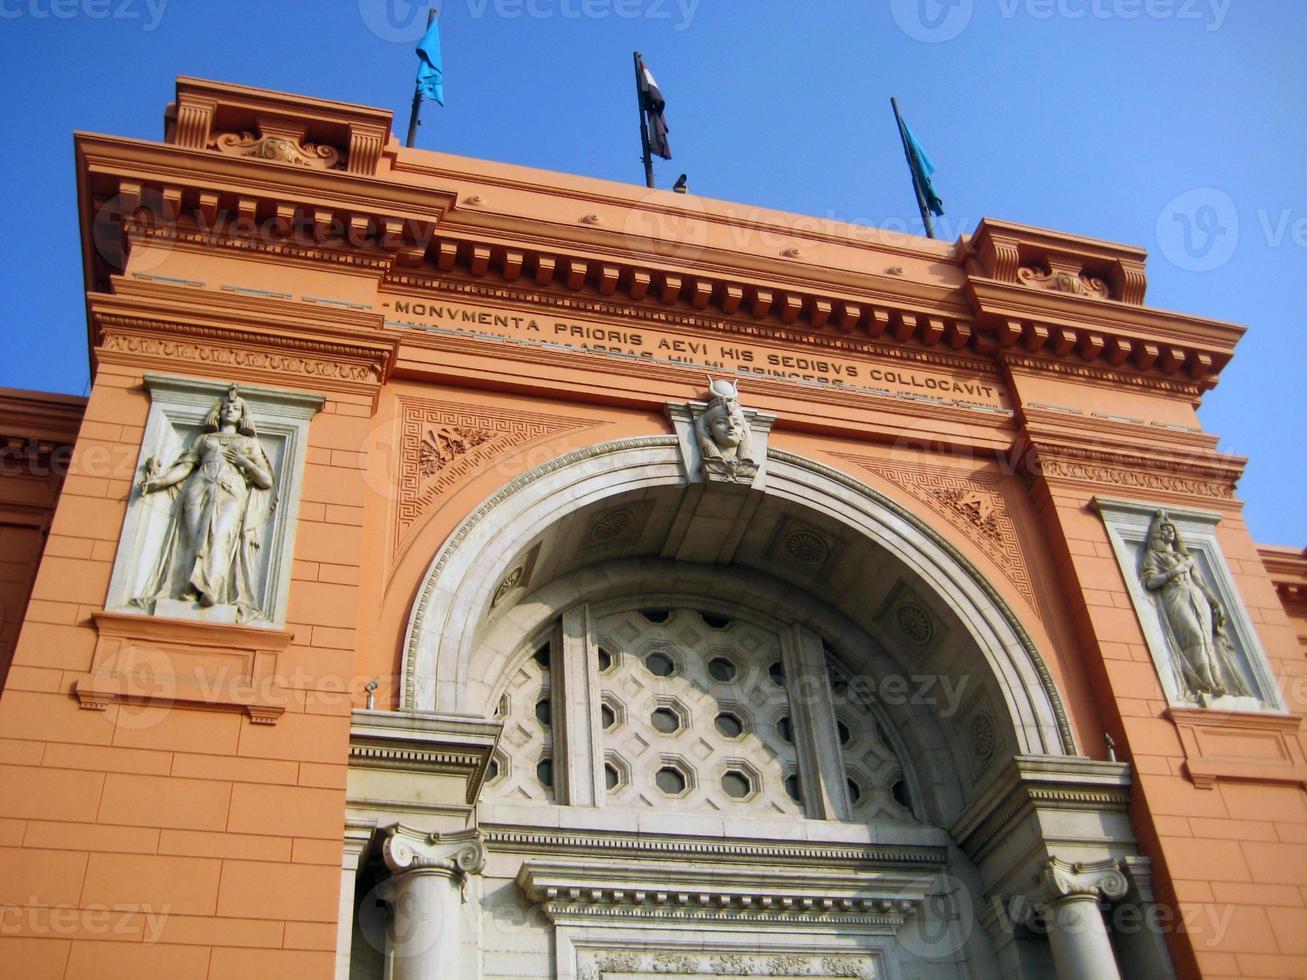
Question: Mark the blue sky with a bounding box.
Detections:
[1,0,1302,544]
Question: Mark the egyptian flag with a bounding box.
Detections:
[639,56,671,160]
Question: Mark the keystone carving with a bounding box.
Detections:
[694,377,760,485]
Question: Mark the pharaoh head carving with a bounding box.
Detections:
[694,377,758,484]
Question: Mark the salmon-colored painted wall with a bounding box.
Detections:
[0,78,1302,979]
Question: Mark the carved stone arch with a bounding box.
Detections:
[402,436,1076,760]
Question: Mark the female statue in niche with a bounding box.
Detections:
[1139,510,1252,702]
[134,385,276,622]
[694,377,758,483]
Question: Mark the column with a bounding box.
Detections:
[780,623,851,820]
[1022,857,1128,980]
[381,826,486,980]
[554,604,604,806]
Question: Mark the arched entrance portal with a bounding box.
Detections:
[348,438,1168,979]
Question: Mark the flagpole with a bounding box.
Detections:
[633,51,655,189]
[891,97,936,240]
[406,8,439,148]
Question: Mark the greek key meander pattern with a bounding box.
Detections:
[840,458,1037,611]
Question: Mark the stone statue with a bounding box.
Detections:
[1139,509,1252,703]
[133,384,276,622]
[694,378,758,484]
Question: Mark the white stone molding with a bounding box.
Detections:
[519,860,905,979]
[348,709,502,815]
[1094,496,1284,711]
[104,373,322,628]
[401,437,1075,759]
[334,819,375,980]
[949,756,1168,980]
[554,605,605,806]
[782,622,852,820]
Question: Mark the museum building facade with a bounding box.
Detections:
[0,78,1304,979]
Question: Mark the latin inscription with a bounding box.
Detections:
[384,298,1003,408]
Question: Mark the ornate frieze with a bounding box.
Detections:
[99,331,382,384]
[395,398,601,544]
[517,860,928,928]
[212,127,344,170]
[1017,264,1112,300]
[577,950,878,977]
[838,458,1037,610]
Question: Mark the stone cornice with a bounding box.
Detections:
[516,858,930,928]
[950,755,1132,866]
[78,78,1246,399]
[1259,544,1307,610]
[0,388,86,448]
[1016,407,1246,501]
[972,278,1240,392]
[89,279,398,395]
[349,709,502,805]
[484,825,947,870]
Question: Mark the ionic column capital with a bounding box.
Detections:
[1032,856,1128,910]
[381,825,486,880]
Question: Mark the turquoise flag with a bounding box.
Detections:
[902,121,944,216]
[416,14,444,105]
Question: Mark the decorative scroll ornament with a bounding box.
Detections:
[133,384,276,623]
[1139,509,1255,703]
[381,826,487,879]
[693,377,759,485]
[1008,856,1129,929]
[211,129,343,170]
[1017,264,1112,299]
